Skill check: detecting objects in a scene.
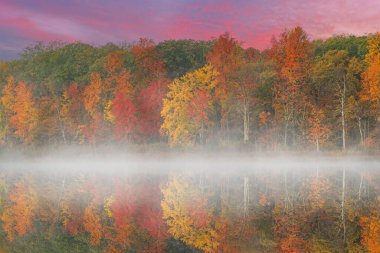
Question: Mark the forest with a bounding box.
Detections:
[0,26,378,151]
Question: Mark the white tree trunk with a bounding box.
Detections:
[358,117,363,146]
[341,78,346,151]
[341,167,346,245]
[243,102,249,144]
[243,176,249,216]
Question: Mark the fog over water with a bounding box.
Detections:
[1,148,379,173]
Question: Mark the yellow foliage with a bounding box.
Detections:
[104,195,115,218]
[161,174,219,252]
[160,65,219,146]
[104,100,115,123]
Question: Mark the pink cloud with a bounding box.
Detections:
[1,0,380,59]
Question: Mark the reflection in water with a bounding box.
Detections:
[0,161,379,252]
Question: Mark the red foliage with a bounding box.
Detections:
[137,180,168,239]
[104,180,136,250]
[187,89,210,125]
[186,197,211,229]
[137,79,168,139]
[111,91,137,141]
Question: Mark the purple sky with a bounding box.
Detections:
[1,0,380,59]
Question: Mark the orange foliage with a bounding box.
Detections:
[104,51,124,74]
[82,72,105,144]
[274,203,308,252]
[258,193,270,206]
[259,111,271,126]
[360,214,380,252]
[131,38,165,82]
[83,72,102,117]
[83,202,103,245]
[207,33,243,81]
[1,179,37,241]
[360,34,380,111]
[270,26,312,83]
[360,57,380,104]
[1,76,15,115]
[305,176,330,210]
[9,81,38,144]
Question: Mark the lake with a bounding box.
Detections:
[0,153,379,252]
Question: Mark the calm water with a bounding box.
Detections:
[0,155,379,252]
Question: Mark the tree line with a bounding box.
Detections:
[0,27,379,151]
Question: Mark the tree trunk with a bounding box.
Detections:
[341,78,346,151]
[358,173,363,201]
[284,120,289,147]
[316,136,320,152]
[243,176,249,216]
[358,117,363,146]
[341,167,346,247]
[243,102,249,144]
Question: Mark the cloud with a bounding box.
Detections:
[1,0,380,59]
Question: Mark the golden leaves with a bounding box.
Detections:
[161,174,219,252]
[161,65,219,146]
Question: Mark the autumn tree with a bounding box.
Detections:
[161,174,219,252]
[109,74,137,142]
[312,50,361,150]
[0,76,15,144]
[134,177,169,253]
[161,65,219,146]
[1,178,37,241]
[360,34,380,144]
[207,33,245,143]
[131,38,166,86]
[271,27,312,147]
[360,33,380,110]
[307,107,330,151]
[7,81,38,144]
[82,72,103,143]
[360,211,380,252]
[137,79,169,141]
[229,63,260,143]
[83,202,102,246]
[103,180,136,252]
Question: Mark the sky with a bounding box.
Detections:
[1,0,380,60]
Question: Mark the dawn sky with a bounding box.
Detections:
[1,0,380,59]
